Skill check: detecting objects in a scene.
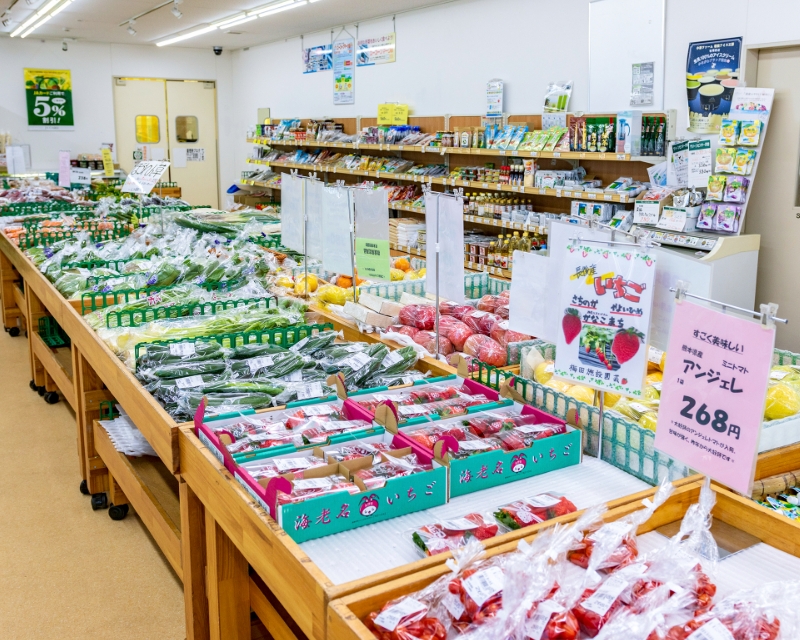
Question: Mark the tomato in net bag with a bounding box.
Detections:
[399,305,436,330]
[448,323,475,351]
[413,331,454,356]
[476,295,502,313]
[478,338,507,367]
[463,334,494,357]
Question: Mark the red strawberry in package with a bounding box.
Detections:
[398,396,488,422]
[405,424,468,450]
[494,493,577,531]
[399,305,436,330]
[464,411,565,440]
[411,513,500,557]
[275,474,359,506]
[496,423,568,451]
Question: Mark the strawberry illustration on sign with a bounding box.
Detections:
[611,328,644,364]
[562,309,582,344]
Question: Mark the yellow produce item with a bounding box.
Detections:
[315,284,349,306]
[613,397,659,421]
[394,257,411,272]
[404,271,420,280]
[418,268,426,277]
[545,379,572,394]
[390,268,406,281]
[643,385,661,401]
[769,365,800,391]
[566,384,595,405]
[600,391,621,408]
[647,347,666,372]
[764,382,800,421]
[645,371,663,385]
[275,276,294,288]
[294,273,319,294]
[638,412,659,432]
[533,360,555,385]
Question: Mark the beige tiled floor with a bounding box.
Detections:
[0,329,185,639]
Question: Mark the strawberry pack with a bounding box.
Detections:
[410,513,501,557]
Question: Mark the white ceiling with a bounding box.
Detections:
[0,0,454,48]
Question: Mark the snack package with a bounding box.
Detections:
[733,148,757,175]
[706,174,726,201]
[494,493,577,530]
[715,147,736,173]
[738,119,763,146]
[715,204,741,233]
[724,176,749,203]
[411,513,501,557]
[718,119,740,146]
[695,203,717,230]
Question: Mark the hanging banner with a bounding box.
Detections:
[486,79,504,118]
[281,173,305,254]
[25,69,74,130]
[333,37,355,105]
[322,186,354,276]
[654,300,774,495]
[354,188,390,281]
[554,242,657,397]
[121,160,170,195]
[58,150,71,187]
[686,37,742,134]
[356,33,396,66]
[424,192,465,304]
[306,180,324,261]
[303,44,333,74]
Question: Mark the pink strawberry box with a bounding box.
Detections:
[389,403,581,498]
[234,437,448,544]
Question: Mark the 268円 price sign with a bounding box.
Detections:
[654,300,775,494]
[554,243,656,397]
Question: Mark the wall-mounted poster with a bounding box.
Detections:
[333,37,355,105]
[25,69,74,130]
[303,44,332,74]
[686,37,742,134]
[356,33,396,66]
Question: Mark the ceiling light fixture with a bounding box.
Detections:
[12,0,71,37]
[170,3,182,19]
[127,24,136,35]
[212,13,247,28]
[219,15,256,28]
[156,23,216,46]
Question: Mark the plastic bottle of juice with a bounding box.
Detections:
[521,231,532,252]
[494,239,504,267]
[500,240,511,269]
[487,242,495,267]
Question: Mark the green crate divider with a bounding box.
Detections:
[37,316,70,348]
[62,257,134,271]
[98,401,118,420]
[106,295,277,329]
[471,360,692,485]
[81,285,170,314]
[134,322,334,367]
[774,348,800,366]
[20,225,133,249]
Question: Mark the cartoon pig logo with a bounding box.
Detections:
[359,494,379,517]
[511,453,527,474]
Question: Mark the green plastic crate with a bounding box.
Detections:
[38,316,70,348]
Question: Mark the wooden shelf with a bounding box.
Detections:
[389,205,548,235]
[246,158,271,166]
[270,161,637,202]
[241,179,281,189]
[388,242,514,280]
[248,138,665,163]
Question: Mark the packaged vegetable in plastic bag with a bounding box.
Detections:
[413,331,454,356]
[399,305,436,331]
[494,493,577,530]
[411,513,501,557]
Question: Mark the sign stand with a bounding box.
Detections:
[671,281,787,328]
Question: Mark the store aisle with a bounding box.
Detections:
[0,330,185,640]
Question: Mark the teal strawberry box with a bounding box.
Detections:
[389,404,582,498]
[234,434,447,543]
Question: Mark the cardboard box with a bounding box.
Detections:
[356,292,404,317]
[343,301,396,328]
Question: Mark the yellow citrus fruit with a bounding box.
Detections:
[638,412,659,432]
[533,360,555,385]
[645,371,663,385]
[417,268,426,277]
[390,268,405,281]
[275,276,294,288]
[293,273,318,294]
[600,391,621,409]
[764,382,800,421]
[567,384,595,405]
[545,379,572,394]
[643,385,661,401]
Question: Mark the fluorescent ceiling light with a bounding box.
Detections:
[21,13,51,37]
[11,0,71,37]
[156,24,216,46]
[219,15,256,28]
[248,0,293,16]
[258,0,306,17]
[50,0,72,16]
[213,13,247,27]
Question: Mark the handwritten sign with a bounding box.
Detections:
[121,160,170,194]
[101,148,114,177]
[654,300,774,494]
[554,243,656,397]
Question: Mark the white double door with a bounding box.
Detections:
[113,77,219,208]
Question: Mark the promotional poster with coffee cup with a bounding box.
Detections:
[686,37,742,134]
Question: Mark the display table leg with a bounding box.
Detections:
[75,348,113,494]
[180,480,210,640]
[204,509,250,640]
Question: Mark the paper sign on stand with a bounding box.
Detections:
[321,185,354,275]
[58,150,71,187]
[70,167,91,185]
[424,192,465,304]
[554,241,657,397]
[305,180,324,261]
[6,146,26,176]
[633,200,661,225]
[101,148,114,177]
[121,160,170,194]
[281,173,305,254]
[654,300,775,495]
[354,188,391,282]
[667,141,688,187]
[688,140,712,188]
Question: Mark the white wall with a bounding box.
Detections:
[0,37,234,201]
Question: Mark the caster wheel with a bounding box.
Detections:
[79,480,89,495]
[90,493,108,511]
[44,392,60,404]
[8,327,20,337]
[109,504,129,521]
[37,386,46,396]
[30,380,37,391]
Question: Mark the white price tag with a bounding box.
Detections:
[527,600,565,640]
[290,336,310,352]
[302,404,337,416]
[442,592,465,620]
[629,402,652,414]
[770,370,790,380]
[381,351,403,368]
[648,346,664,365]
[373,598,427,632]
[526,493,561,508]
[516,424,551,434]
[440,517,477,530]
[292,477,333,490]
[656,207,687,232]
[633,200,661,225]
[580,574,630,616]
[463,567,504,607]
[343,352,372,371]
[297,382,324,401]
[281,371,304,382]
[248,356,274,373]
[399,405,425,416]
[458,440,492,451]
[175,375,204,389]
[341,344,365,353]
[686,619,735,640]
[169,342,196,357]
[587,193,597,199]
[588,520,632,543]
[604,194,613,201]
[274,457,315,472]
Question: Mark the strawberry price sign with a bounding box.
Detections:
[554,243,657,397]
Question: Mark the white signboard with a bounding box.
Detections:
[121,160,170,195]
[70,167,91,185]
